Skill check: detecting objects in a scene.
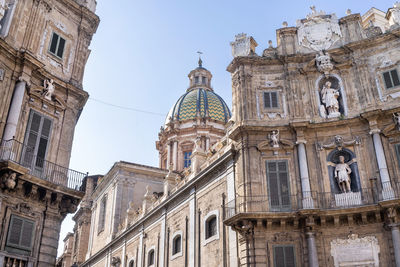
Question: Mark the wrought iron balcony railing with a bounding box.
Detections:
[224,182,400,220]
[0,139,86,191]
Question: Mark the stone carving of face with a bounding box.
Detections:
[339,155,345,163]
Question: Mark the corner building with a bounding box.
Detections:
[0,0,99,266]
[70,3,400,267]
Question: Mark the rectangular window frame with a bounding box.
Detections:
[98,195,107,234]
[48,32,66,59]
[6,215,36,252]
[383,67,400,90]
[266,160,291,211]
[273,244,296,267]
[184,151,192,168]
[395,144,400,169]
[263,91,279,109]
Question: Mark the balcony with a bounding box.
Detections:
[0,139,86,192]
[224,182,400,222]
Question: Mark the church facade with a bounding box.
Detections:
[0,0,98,266]
[65,3,400,267]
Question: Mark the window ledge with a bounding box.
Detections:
[171,251,183,260]
[202,234,219,246]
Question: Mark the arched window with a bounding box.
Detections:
[172,235,182,255]
[205,215,217,239]
[128,259,134,267]
[148,249,155,266]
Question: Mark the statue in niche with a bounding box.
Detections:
[269,130,280,148]
[334,155,352,193]
[42,79,55,101]
[321,81,340,118]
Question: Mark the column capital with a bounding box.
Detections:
[296,139,307,145]
[369,128,381,135]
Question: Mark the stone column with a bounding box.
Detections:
[390,224,400,267]
[86,203,97,260]
[173,141,178,170]
[166,142,171,169]
[205,137,210,152]
[2,79,26,141]
[0,255,4,267]
[371,130,394,199]
[138,228,144,267]
[297,141,314,208]
[188,188,196,267]
[306,231,319,267]
[159,209,166,267]
[121,239,127,267]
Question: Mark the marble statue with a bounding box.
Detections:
[43,79,55,100]
[392,2,400,25]
[269,130,280,148]
[321,81,340,118]
[316,51,333,75]
[0,0,7,30]
[394,112,400,130]
[334,155,352,193]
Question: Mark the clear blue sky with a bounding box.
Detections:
[58,0,396,257]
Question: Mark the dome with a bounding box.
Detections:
[165,88,231,125]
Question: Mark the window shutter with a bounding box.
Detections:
[271,92,278,108]
[274,246,285,267]
[57,37,66,58]
[284,246,295,267]
[264,92,271,108]
[383,71,394,88]
[8,217,23,246]
[50,33,59,54]
[20,220,34,249]
[267,163,280,208]
[391,69,400,87]
[278,161,290,207]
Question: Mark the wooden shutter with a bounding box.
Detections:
[49,33,59,54]
[57,37,66,58]
[22,111,52,169]
[391,69,400,87]
[274,245,295,267]
[271,92,278,108]
[267,161,291,210]
[264,92,271,108]
[274,246,285,267]
[7,215,35,251]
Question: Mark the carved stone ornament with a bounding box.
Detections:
[316,135,361,151]
[330,234,380,267]
[0,171,17,190]
[268,130,280,148]
[316,51,333,75]
[230,33,258,58]
[42,79,55,101]
[111,256,121,266]
[296,6,342,51]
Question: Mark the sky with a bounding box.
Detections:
[57,0,397,257]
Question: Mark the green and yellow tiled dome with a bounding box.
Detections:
[165,88,231,125]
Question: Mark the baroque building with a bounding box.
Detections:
[0,0,99,266]
[63,3,400,267]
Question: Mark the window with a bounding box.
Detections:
[202,77,206,85]
[184,151,192,168]
[172,235,181,255]
[49,32,66,58]
[383,69,400,89]
[98,195,107,233]
[266,160,291,211]
[128,260,134,267]
[147,249,155,266]
[396,144,400,168]
[273,245,295,267]
[22,111,52,172]
[6,215,35,252]
[264,91,279,108]
[205,216,217,239]
[194,76,199,84]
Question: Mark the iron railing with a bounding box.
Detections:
[224,182,400,220]
[0,139,86,191]
[3,256,27,267]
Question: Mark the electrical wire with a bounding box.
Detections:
[88,97,165,117]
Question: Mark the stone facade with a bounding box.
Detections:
[66,3,400,267]
[0,0,98,266]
